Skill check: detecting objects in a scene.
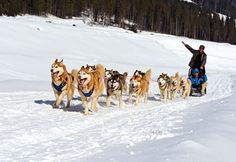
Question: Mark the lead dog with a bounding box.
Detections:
[51,59,78,108]
[78,64,105,115]
[129,69,151,106]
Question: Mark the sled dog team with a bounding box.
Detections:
[51,59,201,115]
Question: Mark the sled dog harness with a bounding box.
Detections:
[52,75,74,92]
[52,81,66,92]
[82,87,94,97]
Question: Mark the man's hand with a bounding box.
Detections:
[200,66,204,70]
[182,41,186,46]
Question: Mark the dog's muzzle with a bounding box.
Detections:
[111,85,117,91]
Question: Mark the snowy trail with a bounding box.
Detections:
[1,15,236,161]
[0,73,233,161]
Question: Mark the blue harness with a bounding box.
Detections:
[52,75,74,92]
[82,87,94,97]
[52,82,66,92]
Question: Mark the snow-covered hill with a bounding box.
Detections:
[0,15,236,162]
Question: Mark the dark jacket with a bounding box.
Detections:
[185,44,207,68]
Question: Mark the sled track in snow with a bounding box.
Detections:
[0,74,233,161]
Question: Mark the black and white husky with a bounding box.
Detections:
[106,73,127,108]
[105,69,128,94]
[158,73,171,103]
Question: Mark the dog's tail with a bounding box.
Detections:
[71,69,78,85]
[144,69,152,81]
[175,72,180,80]
[123,72,128,80]
[96,64,105,78]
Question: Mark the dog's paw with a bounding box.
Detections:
[84,112,91,115]
[93,108,98,112]
[52,103,59,108]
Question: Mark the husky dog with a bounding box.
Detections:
[105,69,128,93]
[179,77,192,99]
[129,69,151,106]
[170,72,180,100]
[78,64,105,115]
[86,64,96,72]
[158,73,171,103]
[106,74,127,108]
[51,59,78,108]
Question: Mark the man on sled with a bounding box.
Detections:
[182,41,208,96]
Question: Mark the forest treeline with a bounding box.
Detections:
[0,0,236,44]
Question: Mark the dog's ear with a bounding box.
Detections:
[82,66,84,69]
[60,59,63,63]
[55,59,58,63]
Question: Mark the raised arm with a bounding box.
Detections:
[182,41,197,54]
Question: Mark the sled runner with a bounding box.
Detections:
[190,86,207,97]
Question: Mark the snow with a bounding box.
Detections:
[0,15,236,161]
[218,13,228,21]
[180,0,196,4]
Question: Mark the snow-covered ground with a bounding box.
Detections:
[0,15,236,162]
